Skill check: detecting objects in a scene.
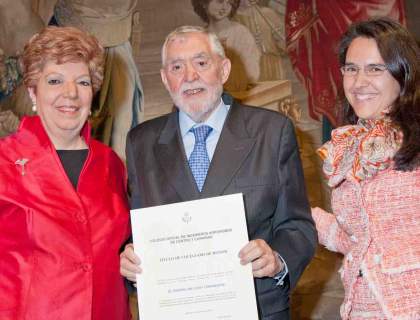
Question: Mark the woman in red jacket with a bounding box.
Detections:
[0,26,131,319]
[312,18,420,319]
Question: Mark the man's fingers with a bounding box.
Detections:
[253,263,276,278]
[123,244,141,264]
[120,255,142,273]
[253,252,283,278]
[239,239,268,264]
[250,255,269,271]
[122,271,137,283]
[240,246,263,264]
[120,256,142,281]
[239,240,283,278]
[251,254,281,278]
[120,243,142,281]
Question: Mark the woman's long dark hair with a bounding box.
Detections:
[338,17,420,171]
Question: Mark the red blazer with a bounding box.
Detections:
[0,116,131,320]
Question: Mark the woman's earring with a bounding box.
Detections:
[32,101,37,112]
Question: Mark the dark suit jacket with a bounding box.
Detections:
[126,94,316,319]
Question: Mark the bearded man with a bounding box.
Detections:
[120,25,316,320]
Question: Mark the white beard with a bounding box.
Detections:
[169,81,223,123]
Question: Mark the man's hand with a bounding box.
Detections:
[120,243,142,284]
[238,239,283,278]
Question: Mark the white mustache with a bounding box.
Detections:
[181,82,206,92]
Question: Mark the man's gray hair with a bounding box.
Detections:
[161,25,226,66]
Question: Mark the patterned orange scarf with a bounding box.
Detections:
[318,118,402,187]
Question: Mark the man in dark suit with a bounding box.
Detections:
[120,25,316,319]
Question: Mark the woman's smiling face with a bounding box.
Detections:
[343,37,401,120]
[28,60,93,141]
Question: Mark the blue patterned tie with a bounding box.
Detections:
[188,125,213,192]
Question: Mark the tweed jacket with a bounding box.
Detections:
[313,167,420,319]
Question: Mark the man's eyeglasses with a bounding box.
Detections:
[340,64,388,77]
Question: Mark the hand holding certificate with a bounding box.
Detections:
[130,193,259,320]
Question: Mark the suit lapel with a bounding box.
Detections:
[201,101,256,197]
[155,112,200,201]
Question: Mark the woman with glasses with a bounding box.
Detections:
[311,17,420,319]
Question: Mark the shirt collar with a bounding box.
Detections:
[179,99,230,138]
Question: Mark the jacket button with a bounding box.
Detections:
[75,214,87,224]
[81,263,91,272]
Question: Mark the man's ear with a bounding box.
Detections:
[220,58,231,84]
[160,68,169,91]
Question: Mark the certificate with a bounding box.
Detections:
[130,193,259,320]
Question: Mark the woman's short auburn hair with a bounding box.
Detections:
[22,26,104,94]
